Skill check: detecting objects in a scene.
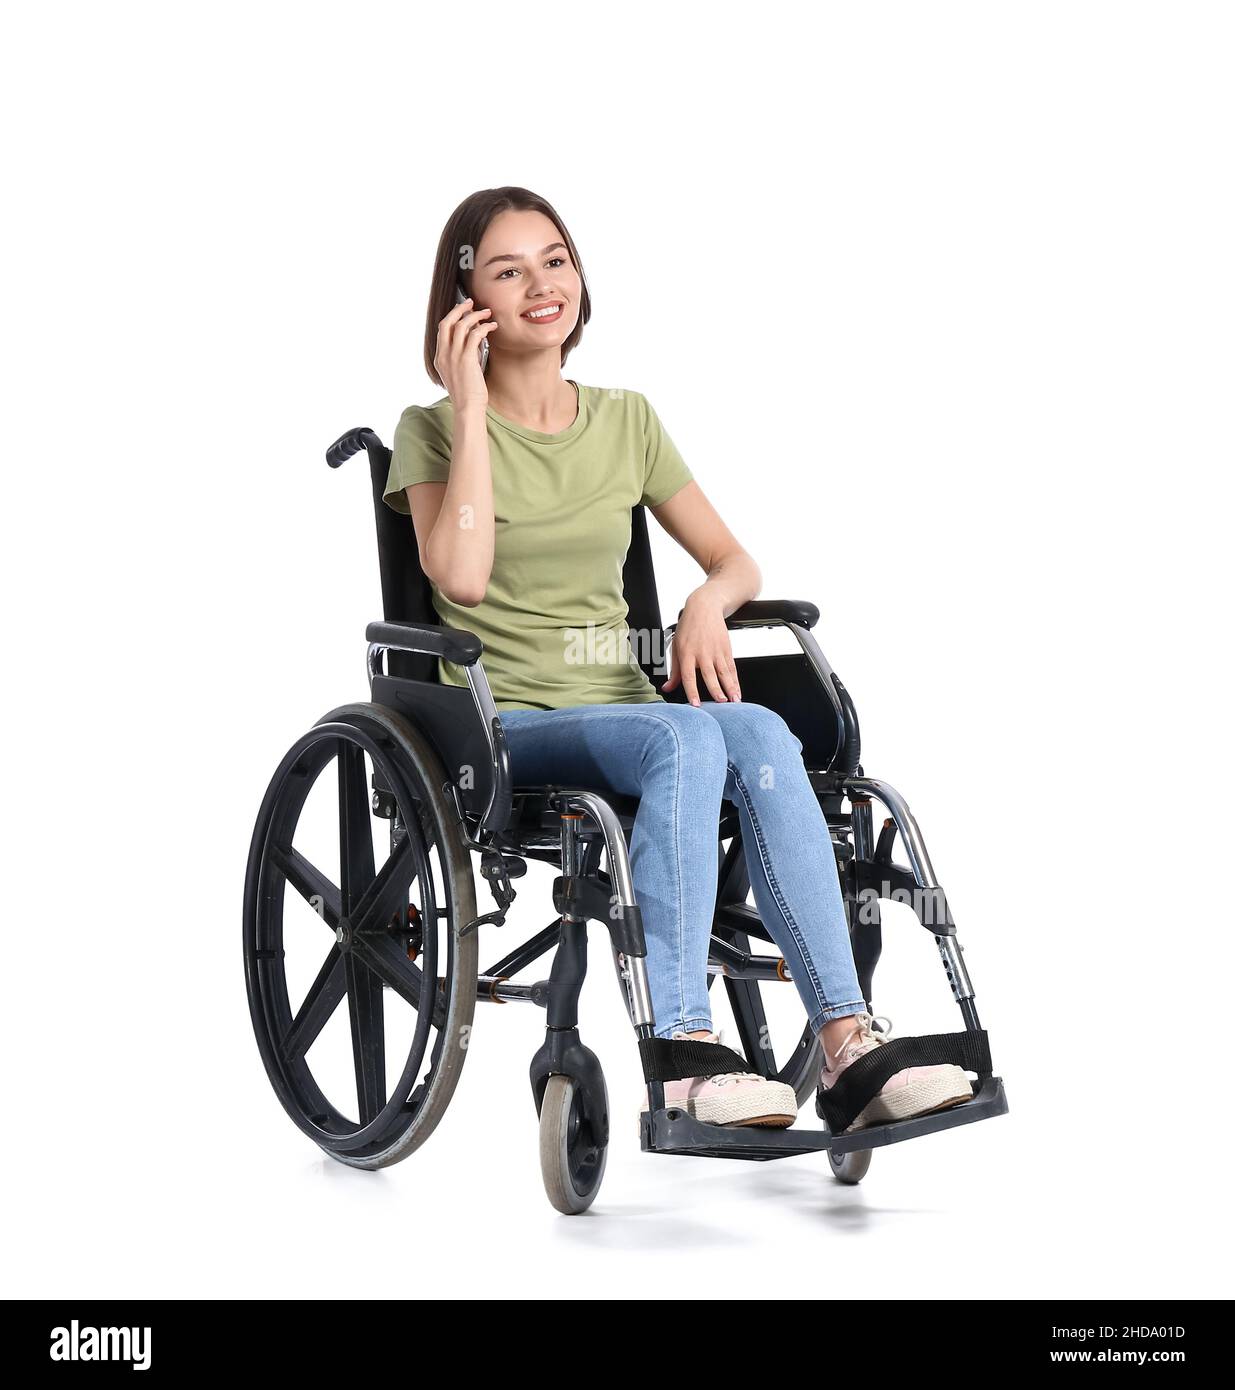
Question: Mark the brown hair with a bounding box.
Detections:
[423,186,592,387]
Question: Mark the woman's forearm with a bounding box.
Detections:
[685,550,762,618]
[424,405,496,606]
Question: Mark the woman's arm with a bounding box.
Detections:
[405,298,499,607]
[647,480,762,705]
[406,403,494,607]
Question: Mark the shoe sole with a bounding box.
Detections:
[640,1091,798,1130]
[846,1069,974,1133]
[687,1091,797,1129]
[638,1111,796,1134]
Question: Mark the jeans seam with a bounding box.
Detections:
[727,760,835,1021]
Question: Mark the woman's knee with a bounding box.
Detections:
[709,701,804,759]
[638,704,729,786]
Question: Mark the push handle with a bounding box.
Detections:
[326,427,384,469]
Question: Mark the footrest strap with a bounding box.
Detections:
[815,1029,993,1135]
[638,1036,753,1083]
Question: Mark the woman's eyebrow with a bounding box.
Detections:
[481,241,567,268]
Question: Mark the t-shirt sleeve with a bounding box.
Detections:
[382,406,452,514]
[637,394,694,507]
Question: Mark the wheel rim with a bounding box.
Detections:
[244,717,459,1159]
[563,1085,605,1195]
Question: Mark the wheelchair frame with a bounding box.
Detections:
[243,426,1007,1214]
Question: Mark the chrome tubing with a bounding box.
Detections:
[625,956,656,1031]
[558,789,655,1030]
[936,936,975,1002]
[783,621,847,729]
[477,977,544,1005]
[846,777,975,1002]
[559,790,637,905]
[844,776,940,890]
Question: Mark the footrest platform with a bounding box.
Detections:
[639,1075,1008,1161]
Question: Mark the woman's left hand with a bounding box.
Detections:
[662,592,742,705]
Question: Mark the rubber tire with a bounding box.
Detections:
[538,1074,608,1215]
[828,1148,873,1184]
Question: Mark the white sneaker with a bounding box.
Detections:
[820,1013,973,1132]
[641,1031,797,1128]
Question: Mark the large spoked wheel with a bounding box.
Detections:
[538,1073,609,1215]
[244,702,478,1169]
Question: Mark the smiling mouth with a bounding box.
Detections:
[521,302,564,323]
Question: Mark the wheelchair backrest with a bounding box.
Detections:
[364,438,440,684]
[362,436,670,690]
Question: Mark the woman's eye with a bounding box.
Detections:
[546,257,565,268]
[496,268,518,279]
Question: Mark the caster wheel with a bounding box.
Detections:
[539,1073,608,1215]
[828,1148,873,1185]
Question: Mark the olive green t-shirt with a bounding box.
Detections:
[381,383,695,711]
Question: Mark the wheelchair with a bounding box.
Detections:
[243,425,1009,1214]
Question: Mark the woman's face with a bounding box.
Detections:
[468,208,582,359]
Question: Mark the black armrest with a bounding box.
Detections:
[365,620,484,668]
[668,599,820,634]
[725,599,820,630]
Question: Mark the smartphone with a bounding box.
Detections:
[456,283,490,374]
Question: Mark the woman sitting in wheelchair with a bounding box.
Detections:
[382,187,973,1133]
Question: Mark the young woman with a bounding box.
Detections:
[383,187,973,1132]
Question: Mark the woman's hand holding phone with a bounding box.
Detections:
[434,296,496,412]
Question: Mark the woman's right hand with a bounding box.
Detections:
[434,297,496,411]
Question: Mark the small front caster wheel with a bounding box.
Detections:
[538,1073,608,1215]
[828,1148,873,1185]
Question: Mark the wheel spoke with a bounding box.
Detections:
[269,843,341,928]
[338,740,376,915]
[350,836,418,939]
[344,955,386,1125]
[352,931,447,1029]
[283,948,347,1060]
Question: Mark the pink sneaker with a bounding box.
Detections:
[642,1031,797,1128]
[819,1012,973,1133]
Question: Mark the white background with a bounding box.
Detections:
[2,1,1232,1301]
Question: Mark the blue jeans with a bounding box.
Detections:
[497,700,867,1039]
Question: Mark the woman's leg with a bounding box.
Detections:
[497,703,728,1038]
[698,701,868,1039]
[701,701,976,1128]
